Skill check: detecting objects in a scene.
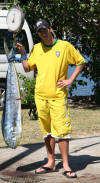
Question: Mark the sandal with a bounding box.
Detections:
[35,166,58,174]
[63,170,77,178]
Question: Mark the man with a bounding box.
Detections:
[16,19,86,178]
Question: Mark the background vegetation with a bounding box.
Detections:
[18,74,37,119]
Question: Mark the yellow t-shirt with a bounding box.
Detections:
[28,39,86,99]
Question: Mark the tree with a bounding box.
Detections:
[10,0,100,103]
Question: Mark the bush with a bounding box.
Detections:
[18,74,38,120]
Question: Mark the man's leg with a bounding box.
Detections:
[35,135,56,173]
[58,139,76,177]
[45,135,56,168]
[35,98,56,173]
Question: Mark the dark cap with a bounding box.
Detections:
[35,19,50,32]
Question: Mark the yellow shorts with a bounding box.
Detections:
[35,96,72,139]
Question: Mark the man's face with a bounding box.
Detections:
[37,28,51,42]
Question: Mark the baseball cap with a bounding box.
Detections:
[35,19,50,32]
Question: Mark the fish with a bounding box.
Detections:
[1,62,22,148]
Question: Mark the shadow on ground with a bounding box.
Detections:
[68,96,100,110]
[16,137,100,173]
[0,143,45,171]
[56,154,100,172]
[15,153,100,173]
[0,136,100,183]
[0,136,100,173]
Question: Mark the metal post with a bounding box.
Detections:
[63,31,66,40]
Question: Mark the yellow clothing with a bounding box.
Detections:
[28,39,86,99]
[35,96,72,139]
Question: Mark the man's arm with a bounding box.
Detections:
[57,64,85,88]
[22,60,30,72]
[16,42,30,72]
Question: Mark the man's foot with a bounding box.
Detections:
[35,166,58,174]
[63,170,77,178]
[35,163,57,174]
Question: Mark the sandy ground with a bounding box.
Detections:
[0,136,100,183]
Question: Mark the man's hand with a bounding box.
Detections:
[57,64,85,88]
[16,42,26,55]
[57,78,73,88]
[16,42,30,72]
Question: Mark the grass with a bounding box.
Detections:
[70,105,100,138]
[0,109,43,147]
[0,103,100,147]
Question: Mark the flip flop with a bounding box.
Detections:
[63,170,77,178]
[35,166,58,174]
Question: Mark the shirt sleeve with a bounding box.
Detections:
[67,43,86,65]
[27,47,36,70]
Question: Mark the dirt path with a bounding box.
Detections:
[0,136,100,183]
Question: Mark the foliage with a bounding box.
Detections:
[9,0,100,103]
[18,74,38,120]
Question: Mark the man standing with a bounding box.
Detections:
[16,19,86,178]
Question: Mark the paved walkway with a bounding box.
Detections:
[0,136,100,183]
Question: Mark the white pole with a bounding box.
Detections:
[63,31,66,40]
[14,0,18,5]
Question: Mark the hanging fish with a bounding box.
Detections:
[1,37,23,149]
[1,61,22,148]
